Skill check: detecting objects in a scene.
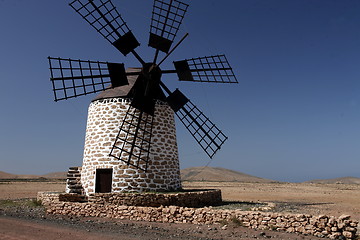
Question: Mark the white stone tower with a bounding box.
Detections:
[78,74,182,195]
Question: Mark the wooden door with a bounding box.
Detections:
[95,169,113,193]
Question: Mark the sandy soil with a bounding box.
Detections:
[0,182,65,200]
[0,181,359,239]
[0,217,132,240]
[183,181,360,220]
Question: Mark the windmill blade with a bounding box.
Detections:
[166,89,228,158]
[48,57,128,101]
[109,106,154,171]
[173,55,238,83]
[149,0,189,54]
[69,0,140,57]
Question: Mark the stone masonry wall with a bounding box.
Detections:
[38,192,358,240]
[56,190,222,208]
[87,190,221,208]
[81,98,181,195]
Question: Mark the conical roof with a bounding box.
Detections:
[92,68,140,102]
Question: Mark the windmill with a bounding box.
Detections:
[48,0,238,195]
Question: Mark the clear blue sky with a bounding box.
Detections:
[0,0,359,182]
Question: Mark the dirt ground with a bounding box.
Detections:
[1,181,357,219]
[183,181,360,220]
[0,181,359,239]
[0,181,65,200]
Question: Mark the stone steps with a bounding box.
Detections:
[69,166,81,171]
[67,173,81,178]
[68,189,83,194]
[66,166,85,197]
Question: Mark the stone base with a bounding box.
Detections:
[43,189,222,208]
[86,189,222,208]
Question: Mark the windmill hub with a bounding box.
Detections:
[142,63,162,84]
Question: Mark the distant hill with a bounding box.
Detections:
[1,167,275,182]
[42,172,67,179]
[0,171,66,179]
[181,167,277,183]
[305,177,360,184]
[0,171,17,179]
[6,168,358,184]
[0,171,40,179]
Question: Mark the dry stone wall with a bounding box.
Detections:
[87,190,221,208]
[56,190,222,207]
[81,98,181,195]
[38,192,358,240]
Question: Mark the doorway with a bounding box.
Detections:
[95,169,113,193]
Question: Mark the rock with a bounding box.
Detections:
[349,222,358,227]
[314,232,325,238]
[331,227,338,232]
[295,226,305,233]
[221,225,227,230]
[291,222,301,227]
[339,215,351,221]
[345,227,356,232]
[342,231,354,239]
[169,206,177,215]
[338,222,346,229]
[328,217,336,225]
[305,224,314,230]
[329,232,342,239]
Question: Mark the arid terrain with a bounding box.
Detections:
[1,180,359,220]
[184,181,360,220]
[1,167,359,239]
